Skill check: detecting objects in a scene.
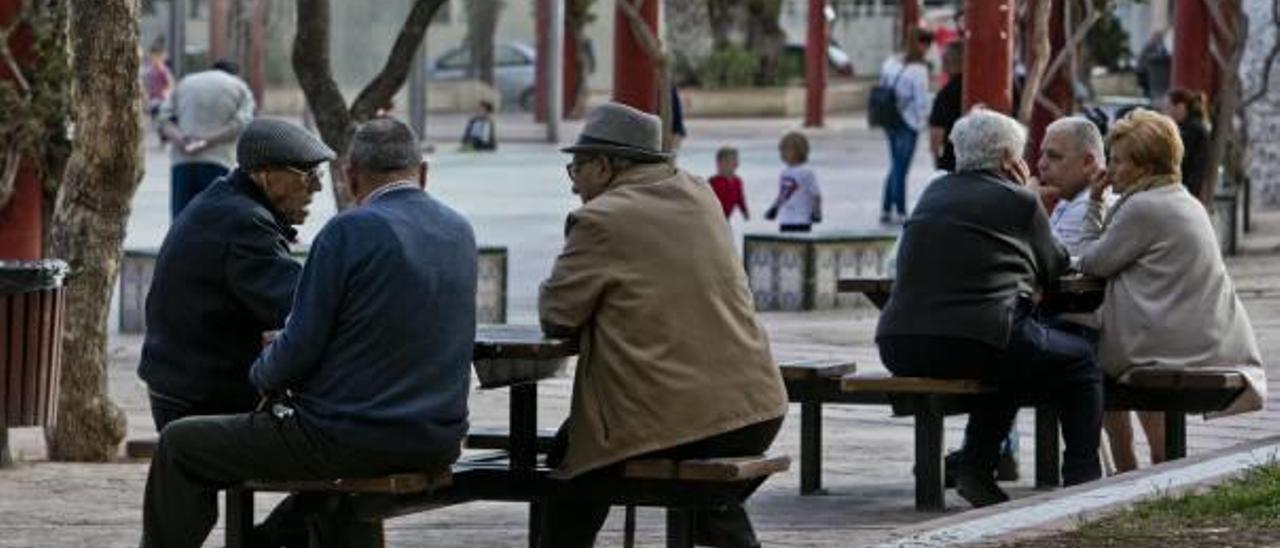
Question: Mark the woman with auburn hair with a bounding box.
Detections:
[1076,109,1265,473]
[1166,89,1211,200]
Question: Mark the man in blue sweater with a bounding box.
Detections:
[141,118,477,548]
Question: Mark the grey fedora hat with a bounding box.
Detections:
[561,102,672,162]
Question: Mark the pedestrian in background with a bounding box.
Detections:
[878,30,934,224]
[928,41,964,173]
[708,147,749,221]
[1166,89,1211,200]
[764,131,821,233]
[157,59,256,219]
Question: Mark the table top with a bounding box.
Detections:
[473,324,578,361]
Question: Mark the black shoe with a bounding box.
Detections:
[956,473,1010,508]
[941,449,1019,488]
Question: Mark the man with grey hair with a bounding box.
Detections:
[142,117,476,547]
[876,109,1104,507]
[1038,117,1108,255]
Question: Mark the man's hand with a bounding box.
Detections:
[182,137,209,154]
[1085,163,1110,201]
[262,330,281,349]
[1001,156,1032,187]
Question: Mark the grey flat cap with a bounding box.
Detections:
[561,102,671,162]
[237,117,336,171]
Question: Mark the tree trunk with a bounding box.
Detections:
[44,0,142,462]
[745,0,784,86]
[293,0,445,211]
[565,0,596,118]
[465,0,501,86]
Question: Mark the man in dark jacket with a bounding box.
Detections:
[876,109,1103,507]
[139,117,334,431]
[141,118,476,548]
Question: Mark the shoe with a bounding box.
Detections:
[956,473,1010,508]
[879,212,893,224]
[941,449,1019,488]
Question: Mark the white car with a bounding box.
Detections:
[429,42,537,111]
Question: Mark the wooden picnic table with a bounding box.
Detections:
[837,274,1106,313]
[472,324,577,472]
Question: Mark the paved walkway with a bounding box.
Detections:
[3,116,1280,547]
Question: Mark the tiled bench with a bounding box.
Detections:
[117,245,508,332]
[744,231,896,311]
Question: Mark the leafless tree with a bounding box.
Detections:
[465,0,502,86]
[292,0,447,210]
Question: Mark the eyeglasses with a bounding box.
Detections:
[281,165,321,183]
[565,157,597,179]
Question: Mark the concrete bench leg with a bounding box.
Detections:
[666,508,695,548]
[224,487,255,548]
[913,396,946,511]
[800,400,824,495]
[1165,411,1187,460]
[528,500,545,548]
[1035,404,1061,488]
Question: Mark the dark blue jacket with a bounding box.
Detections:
[139,169,300,406]
[251,186,477,455]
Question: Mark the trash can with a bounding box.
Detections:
[0,259,68,428]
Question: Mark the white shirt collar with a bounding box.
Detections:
[360,180,420,206]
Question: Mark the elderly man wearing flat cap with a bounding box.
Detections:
[141,117,475,548]
[539,102,788,548]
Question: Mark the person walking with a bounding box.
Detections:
[878,30,933,223]
[157,59,256,219]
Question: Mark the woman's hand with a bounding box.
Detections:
[1085,163,1110,201]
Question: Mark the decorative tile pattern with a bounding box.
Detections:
[119,246,510,333]
[744,234,897,311]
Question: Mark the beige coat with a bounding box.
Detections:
[1077,184,1265,416]
[539,163,788,478]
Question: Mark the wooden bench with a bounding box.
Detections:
[782,359,1250,511]
[224,455,789,548]
[224,468,454,548]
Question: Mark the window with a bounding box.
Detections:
[438,49,471,70]
[495,45,531,67]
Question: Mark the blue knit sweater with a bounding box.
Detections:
[251,186,476,455]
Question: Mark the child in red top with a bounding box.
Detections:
[708,147,749,220]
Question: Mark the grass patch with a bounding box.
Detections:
[998,463,1280,548]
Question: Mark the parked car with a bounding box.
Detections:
[428,42,537,111]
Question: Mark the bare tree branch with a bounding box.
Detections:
[349,0,447,121]
[1018,0,1053,123]
[292,0,349,146]
[1033,0,1113,105]
[616,0,674,150]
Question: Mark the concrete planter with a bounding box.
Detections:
[119,246,508,333]
[744,231,897,311]
[681,81,871,118]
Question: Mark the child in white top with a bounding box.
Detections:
[764,131,822,232]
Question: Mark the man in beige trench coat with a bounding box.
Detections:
[539,102,789,548]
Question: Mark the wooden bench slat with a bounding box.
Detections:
[621,455,791,481]
[840,371,993,395]
[778,359,857,381]
[245,470,452,495]
[1120,366,1248,391]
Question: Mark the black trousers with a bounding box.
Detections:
[140,410,458,548]
[540,417,783,548]
[148,390,259,432]
[878,310,1103,486]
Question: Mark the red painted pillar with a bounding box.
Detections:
[0,0,43,260]
[563,24,581,115]
[901,0,921,50]
[1172,0,1214,96]
[804,0,826,127]
[1025,0,1073,170]
[246,0,267,108]
[962,0,1014,113]
[209,0,229,61]
[613,0,658,113]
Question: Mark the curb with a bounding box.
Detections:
[872,435,1280,547]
